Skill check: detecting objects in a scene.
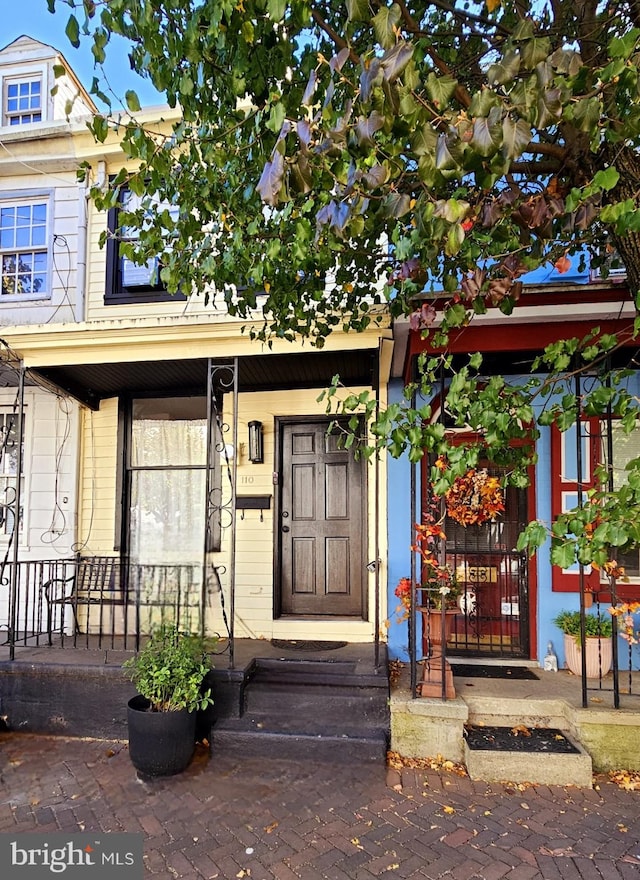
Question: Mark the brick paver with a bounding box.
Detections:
[1,733,639,879]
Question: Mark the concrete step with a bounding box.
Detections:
[463,725,593,788]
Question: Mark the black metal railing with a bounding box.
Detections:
[0,557,209,654]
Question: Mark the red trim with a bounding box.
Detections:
[550,420,601,593]
[408,317,635,363]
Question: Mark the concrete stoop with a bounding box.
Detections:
[390,688,640,786]
[463,736,593,788]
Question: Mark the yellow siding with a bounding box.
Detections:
[76,386,388,643]
[78,399,119,555]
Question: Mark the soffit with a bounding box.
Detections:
[30,348,378,410]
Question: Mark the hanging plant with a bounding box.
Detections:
[445,468,505,526]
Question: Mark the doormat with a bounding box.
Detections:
[271,639,347,652]
[452,664,539,680]
[465,724,580,754]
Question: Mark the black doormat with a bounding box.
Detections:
[271,639,347,651]
[452,664,539,680]
[465,724,580,754]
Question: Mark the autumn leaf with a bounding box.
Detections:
[486,0,501,11]
[554,254,571,274]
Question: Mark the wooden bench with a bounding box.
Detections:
[44,556,122,644]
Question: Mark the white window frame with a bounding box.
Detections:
[603,419,640,581]
[0,195,51,301]
[2,74,43,126]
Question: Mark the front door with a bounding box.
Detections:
[278,419,365,617]
[442,469,531,658]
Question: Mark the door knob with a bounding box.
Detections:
[282,525,290,533]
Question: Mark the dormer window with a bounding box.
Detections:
[3,76,42,126]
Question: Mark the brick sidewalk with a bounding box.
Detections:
[1,733,639,879]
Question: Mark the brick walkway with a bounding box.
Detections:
[1,733,639,879]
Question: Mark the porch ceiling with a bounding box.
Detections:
[29,348,378,409]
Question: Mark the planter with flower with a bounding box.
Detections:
[123,623,215,777]
[553,610,613,678]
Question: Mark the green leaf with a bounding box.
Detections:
[551,542,576,569]
[345,0,370,22]
[487,51,521,86]
[125,90,141,112]
[471,116,502,157]
[372,4,402,50]
[501,117,532,159]
[425,73,458,110]
[65,14,80,48]
[267,0,287,21]
[609,29,640,60]
[593,166,620,191]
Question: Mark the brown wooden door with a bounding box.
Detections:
[279,420,365,616]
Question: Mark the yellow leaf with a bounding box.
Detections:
[443,805,455,814]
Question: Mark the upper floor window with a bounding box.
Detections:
[4,77,42,126]
[0,200,49,299]
[105,188,186,305]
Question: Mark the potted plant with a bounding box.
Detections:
[123,623,214,777]
[553,610,613,678]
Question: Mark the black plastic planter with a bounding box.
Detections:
[127,695,196,777]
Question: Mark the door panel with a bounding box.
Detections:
[280,420,365,617]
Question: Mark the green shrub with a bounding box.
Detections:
[123,624,214,712]
[553,610,613,646]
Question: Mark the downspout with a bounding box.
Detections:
[75,181,88,323]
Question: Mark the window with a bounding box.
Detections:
[0,201,49,298]
[3,77,42,126]
[550,420,601,592]
[0,410,24,537]
[605,421,640,578]
[105,188,186,304]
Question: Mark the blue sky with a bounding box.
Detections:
[5,0,162,108]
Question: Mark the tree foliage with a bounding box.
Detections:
[48,0,640,572]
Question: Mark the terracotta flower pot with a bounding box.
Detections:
[563,633,612,678]
[420,608,458,655]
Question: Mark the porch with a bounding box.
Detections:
[0,635,390,763]
[2,633,639,779]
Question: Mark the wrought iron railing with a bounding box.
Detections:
[0,557,211,654]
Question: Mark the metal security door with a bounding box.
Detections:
[444,476,530,658]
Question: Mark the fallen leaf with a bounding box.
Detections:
[511,725,531,737]
[443,805,455,815]
[263,821,279,834]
